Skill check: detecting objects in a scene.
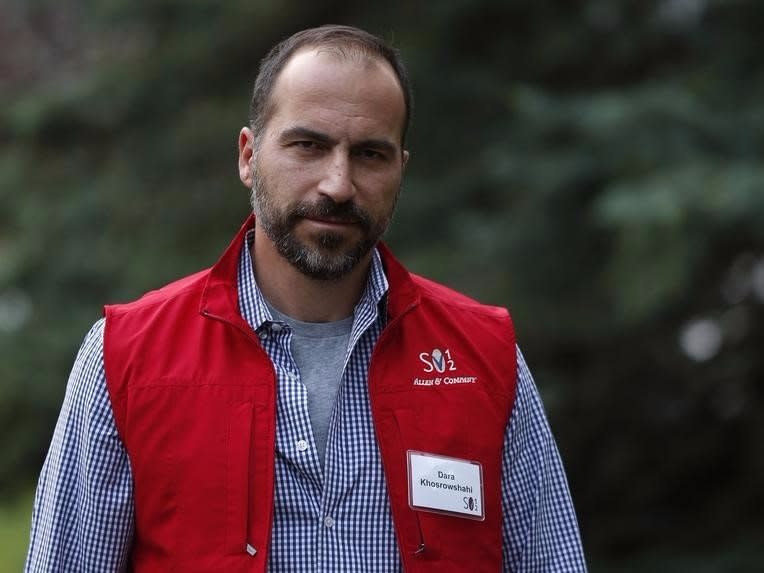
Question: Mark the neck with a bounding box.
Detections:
[251,225,370,322]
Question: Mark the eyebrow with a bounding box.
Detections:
[279,126,334,146]
[278,126,399,156]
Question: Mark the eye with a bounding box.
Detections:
[357,148,386,161]
[287,139,329,155]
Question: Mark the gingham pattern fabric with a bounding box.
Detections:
[25,319,133,572]
[26,231,587,572]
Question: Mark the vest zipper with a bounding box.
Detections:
[393,407,427,558]
[201,308,277,564]
[368,301,427,564]
[412,497,426,557]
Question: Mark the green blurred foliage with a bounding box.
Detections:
[0,490,33,572]
[2,0,763,569]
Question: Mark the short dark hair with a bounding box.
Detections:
[249,25,413,146]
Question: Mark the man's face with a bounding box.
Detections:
[239,48,409,281]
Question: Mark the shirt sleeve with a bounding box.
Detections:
[25,319,134,573]
[501,346,587,572]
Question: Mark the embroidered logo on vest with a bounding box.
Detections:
[419,348,455,373]
[414,348,478,386]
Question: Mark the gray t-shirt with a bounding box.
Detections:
[266,302,353,468]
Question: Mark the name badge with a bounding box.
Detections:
[407,450,485,520]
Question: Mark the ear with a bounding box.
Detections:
[402,149,410,170]
[238,127,256,188]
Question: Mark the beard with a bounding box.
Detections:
[250,171,397,281]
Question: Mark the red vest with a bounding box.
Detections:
[104,216,517,572]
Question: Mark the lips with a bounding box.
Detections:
[289,198,371,231]
[303,216,359,226]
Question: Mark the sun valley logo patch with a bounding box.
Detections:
[414,348,478,386]
[419,348,456,373]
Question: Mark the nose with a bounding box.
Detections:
[317,151,355,203]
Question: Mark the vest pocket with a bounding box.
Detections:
[225,400,254,555]
[380,392,505,572]
[374,407,429,560]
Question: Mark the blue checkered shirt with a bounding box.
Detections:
[26,231,586,572]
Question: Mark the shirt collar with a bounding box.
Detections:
[236,229,389,333]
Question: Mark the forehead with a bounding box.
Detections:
[265,48,406,142]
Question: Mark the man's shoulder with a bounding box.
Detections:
[106,267,212,317]
[409,272,509,321]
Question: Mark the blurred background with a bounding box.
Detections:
[1,0,763,571]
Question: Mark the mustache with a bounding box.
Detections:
[287,198,371,230]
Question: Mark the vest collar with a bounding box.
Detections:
[199,214,420,324]
[375,241,421,321]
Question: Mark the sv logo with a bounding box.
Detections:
[419,348,456,374]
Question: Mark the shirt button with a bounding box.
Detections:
[271,323,284,333]
[296,439,308,452]
[287,371,298,381]
[323,516,335,528]
[258,331,269,340]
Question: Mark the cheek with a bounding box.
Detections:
[367,173,402,206]
[360,188,400,225]
[263,165,316,199]
[357,164,401,189]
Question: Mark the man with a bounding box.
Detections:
[26,25,586,572]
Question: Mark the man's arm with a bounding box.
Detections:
[501,347,587,572]
[25,319,134,573]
